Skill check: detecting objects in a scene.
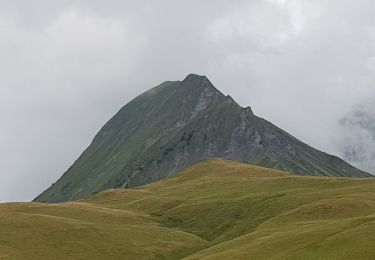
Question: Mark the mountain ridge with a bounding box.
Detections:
[35,74,371,203]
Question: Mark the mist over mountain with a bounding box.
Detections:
[338,98,375,174]
[35,74,370,203]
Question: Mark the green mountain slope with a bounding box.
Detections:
[35,74,370,203]
[3,160,375,259]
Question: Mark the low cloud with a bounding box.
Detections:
[337,98,375,174]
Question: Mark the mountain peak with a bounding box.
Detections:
[179,74,226,107]
[35,74,371,203]
[183,73,207,81]
[181,73,218,91]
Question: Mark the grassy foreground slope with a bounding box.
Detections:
[2,159,375,259]
[0,203,206,259]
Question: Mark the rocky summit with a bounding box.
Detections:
[35,74,371,203]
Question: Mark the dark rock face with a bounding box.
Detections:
[35,74,371,203]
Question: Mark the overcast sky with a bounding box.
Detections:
[1,0,375,202]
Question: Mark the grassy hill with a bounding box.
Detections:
[2,159,375,259]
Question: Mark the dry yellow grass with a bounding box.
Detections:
[2,159,375,259]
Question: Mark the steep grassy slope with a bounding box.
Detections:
[35,74,370,203]
[3,160,375,259]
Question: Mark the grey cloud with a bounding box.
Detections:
[1,0,375,201]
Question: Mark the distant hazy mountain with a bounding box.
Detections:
[35,74,371,202]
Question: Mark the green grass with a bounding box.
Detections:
[2,159,375,259]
